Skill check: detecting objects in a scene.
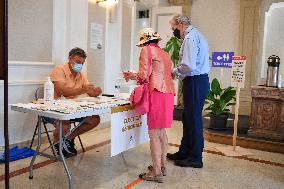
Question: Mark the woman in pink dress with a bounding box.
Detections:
[123,28,175,183]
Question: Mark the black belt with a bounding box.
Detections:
[185,73,208,78]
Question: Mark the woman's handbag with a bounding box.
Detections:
[130,46,152,114]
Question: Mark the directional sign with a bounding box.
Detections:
[231,56,246,88]
[212,52,234,68]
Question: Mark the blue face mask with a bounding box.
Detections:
[72,63,83,72]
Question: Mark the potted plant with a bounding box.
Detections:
[205,78,236,129]
[163,37,183,120]
[163,36,181,67]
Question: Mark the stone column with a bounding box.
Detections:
[168,0,192,17]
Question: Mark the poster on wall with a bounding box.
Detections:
[111,106,149,157]
[90,23,103,50]
[212,52,234,68]
[0,0,4,79]
[231,56,247,88]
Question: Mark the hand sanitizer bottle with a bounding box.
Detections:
[114,82,121,96]
[44,77,54,104]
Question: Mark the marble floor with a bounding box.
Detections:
[1,121,284,189]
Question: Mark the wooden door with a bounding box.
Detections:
[151,6,182,48]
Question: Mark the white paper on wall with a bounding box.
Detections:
[90,23,103,49]
[231,56,247,88]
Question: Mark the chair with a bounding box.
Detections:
[29,87,86,155]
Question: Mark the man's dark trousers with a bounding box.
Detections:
[178,74,210,162]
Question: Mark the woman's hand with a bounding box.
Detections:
[123,71,136,82]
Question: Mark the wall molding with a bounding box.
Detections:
[4,61,54,86]
[8,61,55,66]
[0,80,45,86]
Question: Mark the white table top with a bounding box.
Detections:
[10,105,111,120]
[10,95,130,120]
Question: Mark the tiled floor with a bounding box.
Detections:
[1,121,284,189]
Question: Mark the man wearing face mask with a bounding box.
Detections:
[48,47,102,157]
[167,15,210,168]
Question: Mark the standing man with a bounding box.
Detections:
[167,15,210,168]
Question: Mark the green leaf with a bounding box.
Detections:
[206,91,216,102]
[163,37,181,65]
[221,89,236,104]
[164,44,173,53]
[219,99,227,111]
[205,78,236,115]
[211,78,222,95]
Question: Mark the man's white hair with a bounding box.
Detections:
[172,14,191,26]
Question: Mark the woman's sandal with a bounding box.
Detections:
[139,172,163,183]
[147,165,167,176]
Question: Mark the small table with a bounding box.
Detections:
[10,97,129,189]
[249,86,284,141]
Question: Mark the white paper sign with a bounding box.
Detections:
[90,23,103,49]
[111,109,149,157]
[231,56,246,88]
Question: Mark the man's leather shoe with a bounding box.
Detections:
[167,152,187,161]
[174,159,203,168]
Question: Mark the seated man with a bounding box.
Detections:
[48,47,102,157]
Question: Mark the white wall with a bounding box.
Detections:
[104,1,123,94]
[191,0,240,88]
[258,1,284,84]
[1,0,89,146]
[121,4,134,72]
[133,18,150,71]
[53,0,88,66]
[263,6,284,76]
[1,0,54,146]
[87,1,124,94]
[87,3,107,88]
[8,0,53,62]
[158,0,170,7]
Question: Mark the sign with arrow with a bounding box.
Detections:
[212,52,234,68]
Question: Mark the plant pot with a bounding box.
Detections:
[209,114,229,130]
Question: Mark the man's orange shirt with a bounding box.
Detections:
[50,63,89,99]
